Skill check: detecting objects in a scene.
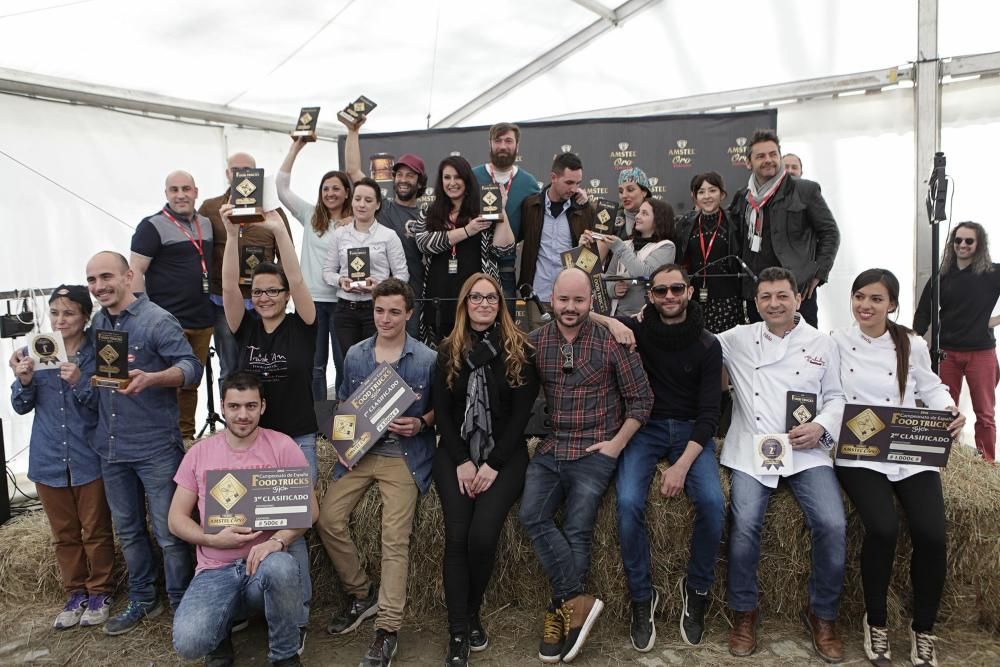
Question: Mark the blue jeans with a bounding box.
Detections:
[101,448,193,608]
[727,467,846,619]
[616,419,724,601]
[289,432,316,627]
[313,301,344,400]
[173,552,302,663]
[518,450,618,601]
[212,303,240,383]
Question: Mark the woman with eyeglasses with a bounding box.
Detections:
[914,221,1000,463]
[582,198,676,316]
[674,171,744,333]
[278,136,353,399]
[431,272,539,666]
[833,268,964,666]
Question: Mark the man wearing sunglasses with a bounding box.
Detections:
[519,267,652,663]
[591,264,724,652]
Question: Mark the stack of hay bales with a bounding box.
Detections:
[2,439,997,636]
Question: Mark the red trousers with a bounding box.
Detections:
[940,347,999,462]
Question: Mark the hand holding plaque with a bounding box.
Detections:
[291,106,320,142]
[91,329,130,389]
[337,95,377,126]
[594,198,618,235]
[836,404,956,467]
[27,330,67,370]
[205,467,313,533]
[347,247,371,289]
[231,168,265,223]
[480,183,502,220]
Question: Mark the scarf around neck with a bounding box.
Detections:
[461,326,497,465]
[637,299,705,352]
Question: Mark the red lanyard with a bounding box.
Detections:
[698,211,722,264]
[161,208,208,276]
[747,173,785,234]
[448,209,459,259]
[487,164,514,197]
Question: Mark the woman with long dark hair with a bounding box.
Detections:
[414,156,515,343]
[583,197,675,316]
[674,171,745,333]
[432,272,539,666]
[834,268,964,667]
[278,137,353,397]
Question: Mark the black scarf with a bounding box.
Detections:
[637,300,705,352]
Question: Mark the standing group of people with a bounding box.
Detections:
[8,113,998,667]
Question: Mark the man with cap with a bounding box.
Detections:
[345,119,428,337]
[616,167,652,239]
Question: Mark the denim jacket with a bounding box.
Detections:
[91,294,202,462]
[10,337,101,487]
[334,333,436,493]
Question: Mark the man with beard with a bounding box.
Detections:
[592,264,724,652]
[728,130,839,328]
[518,152,596,330]
[520,268,651,664]
[473,122,541,301]
[345,119,429,337]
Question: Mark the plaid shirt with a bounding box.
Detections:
[530,319,652,461]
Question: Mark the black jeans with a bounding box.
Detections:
[334,300,375,360]
[432,446,529,634]
[836,466,946,632]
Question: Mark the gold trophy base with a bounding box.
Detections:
[91,376,131,390]
[290,130,316,142]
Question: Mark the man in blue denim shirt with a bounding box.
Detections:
[85,251,202,636]
[316,278,435,667]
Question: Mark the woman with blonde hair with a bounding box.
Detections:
[431,272,539,666]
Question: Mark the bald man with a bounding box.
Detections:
[130,171,214,443]
[520,268,652,663]
[198,153,293,385]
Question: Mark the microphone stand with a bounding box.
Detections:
[926,152,948,373]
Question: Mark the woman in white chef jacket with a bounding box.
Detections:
[833,268,964,667]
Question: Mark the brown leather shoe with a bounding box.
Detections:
[801,608,843,663]
[729,609,759,657]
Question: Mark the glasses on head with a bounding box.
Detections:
[251,287,288,298]
[953,237,975,246]
[467,292,500,305]
[649,283,688,298]
[560,343,574,374]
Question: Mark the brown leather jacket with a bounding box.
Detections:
[518,189,596,294]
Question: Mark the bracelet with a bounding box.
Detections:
[267,536,287,551]
[464,227,471,238]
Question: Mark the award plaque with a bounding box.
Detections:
[27,330,67,369]
[291,106,320,142]
[91,329,130,389]
[594,198,618,234]
[786,391,818,432]
[836,404,955,467]
[347,247,371,288]
[240,244,266,286]
[337,95,377,125]
[514,298,529,332]
[560,245,610,315]
[480,183,502,220]
[231,168,265,223]
[330,363,418,468]
[204,467,313,534]
[754,433,792,475]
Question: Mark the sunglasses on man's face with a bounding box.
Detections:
[649,283,688,298]
[953,236,976,246]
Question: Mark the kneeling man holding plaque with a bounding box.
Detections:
[170,371,317,666]
[316,278,437,667]
[716,267,847,662]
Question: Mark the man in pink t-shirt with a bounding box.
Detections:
[169,371,318,666]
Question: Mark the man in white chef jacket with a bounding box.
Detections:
[717,266,847,663]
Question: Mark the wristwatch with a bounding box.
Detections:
[267,536,287,551]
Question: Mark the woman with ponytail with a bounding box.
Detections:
[833,269,964,667]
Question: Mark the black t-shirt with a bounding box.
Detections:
[235,311,317,436]
[914,263,1000,350]
[377,200,425,292]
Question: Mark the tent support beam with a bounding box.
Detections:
[913,0,941,316]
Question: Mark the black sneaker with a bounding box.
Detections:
[359,629,398,667]
[468,614,488,652]
[103,599,164,636]
[328,585,378,635]
[537,605,565,664]
[630,589,659,652]
[679,577,708,646]
[445,632,469,666]
[204,634,234,667]
[272,655,301,667]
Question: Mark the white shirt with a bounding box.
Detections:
[718,319,845,488]
[321,221,409,301]
[833,322,953,481]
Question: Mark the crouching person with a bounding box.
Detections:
[169,371,318,666]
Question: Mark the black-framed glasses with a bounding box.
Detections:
[251,287,288,298]
[649,283,688,298]
[467,292,500,305]
[560,343,574,374]
[953,237,975,246]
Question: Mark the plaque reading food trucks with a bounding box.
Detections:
[786,391,818,432]
[291,106,320,142]
[593,198,618,234]
[560,245,610,315]
[91,329,130,389]
[240,244,266,285]
[347,247,371,288]
[204,467,313,533]
[836,404,956,468]
[337,95,377,125]
[230,168,265,223]
[330,363,417,468]
[480,183,502,220]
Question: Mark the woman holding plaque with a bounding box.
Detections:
[10,285,116,629]
[278,137,353,398]
[832,268,964,667]
[414,156,515,344]
[322,177,409,356]
[582,197,676,316]
[432,272,539,665]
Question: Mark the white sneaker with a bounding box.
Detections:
[862,613,891,664]
[79,594,112,627]
[53,592,88,630]
[910,627,938,666]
